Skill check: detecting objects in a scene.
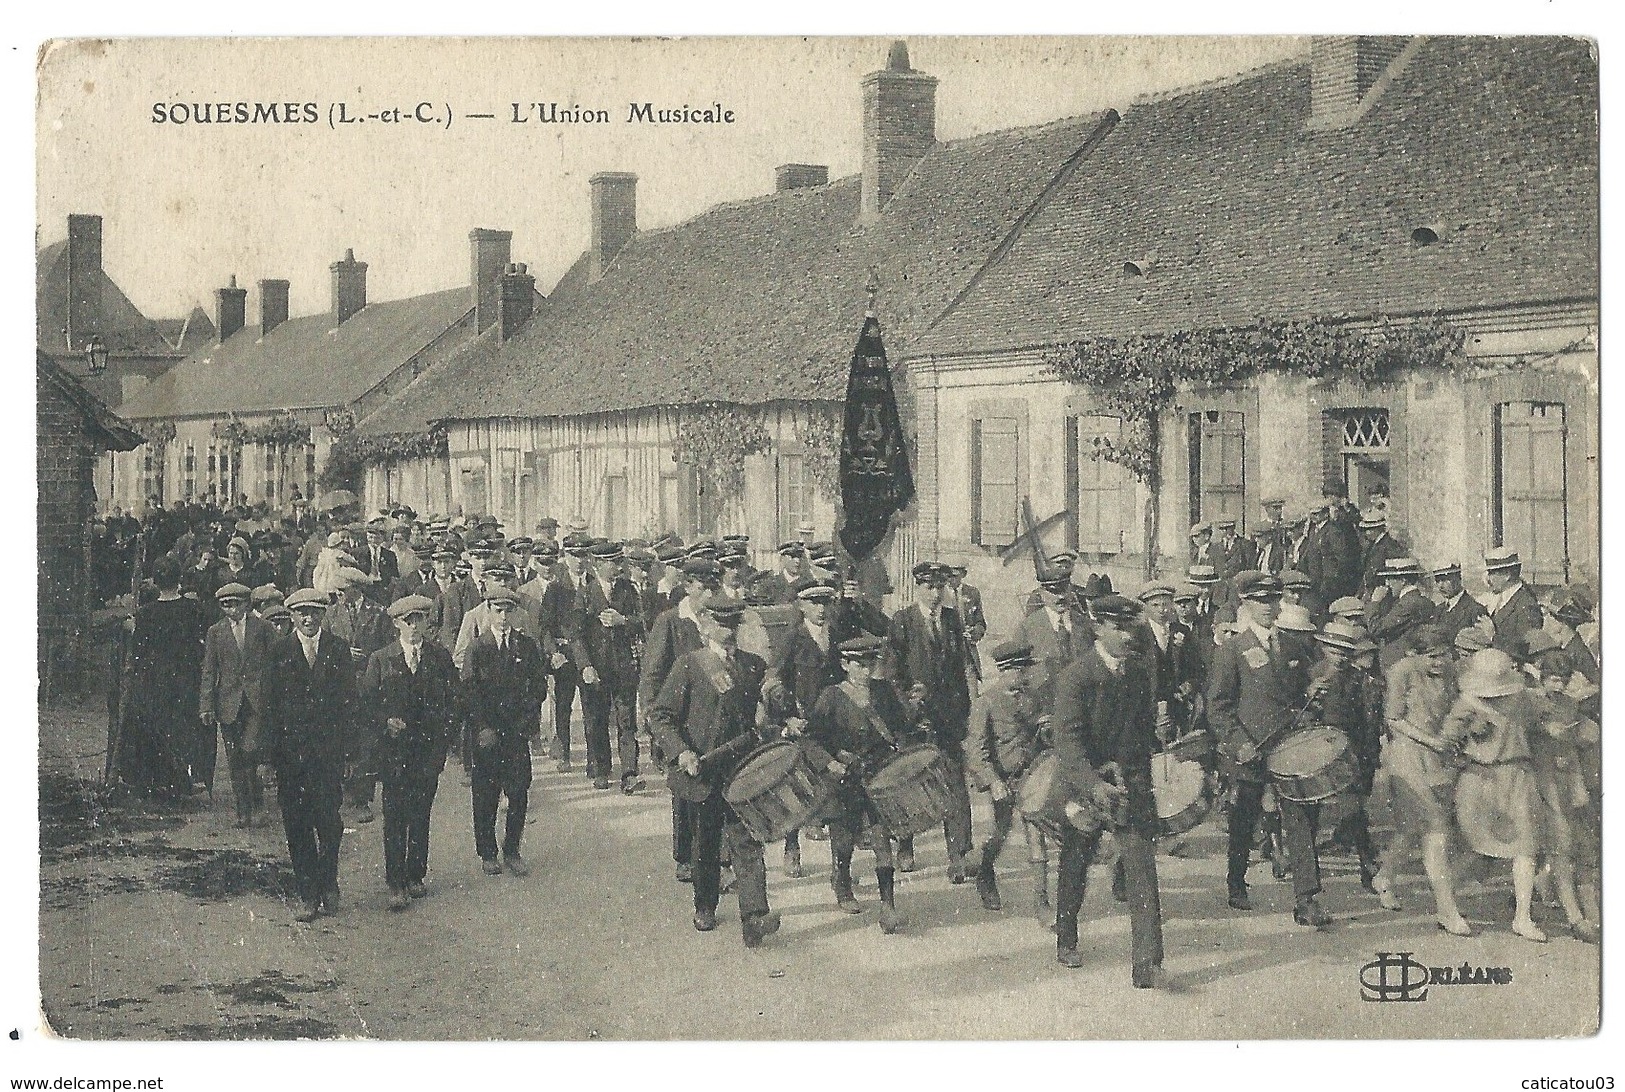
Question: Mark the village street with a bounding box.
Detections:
[39,699,1598,1042]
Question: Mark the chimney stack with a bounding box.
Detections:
[499,262,536,342]
[775,164,830,192]
[589,172,638,282]
[860,41,937,224]
[330,248,368,325]
[1308,36,1408,130]
[258,278,290,336]
[215,275,247,343]
[66,213,104,346]
[469,228,514,335]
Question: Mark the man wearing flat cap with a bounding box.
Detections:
[1254,497,1288,574]
[199,583,277,824]
[640,558,720,883]
[882,561,975,880]
[462,586,547,877]
[263,589,356,922]
[323,567,395,822]
[755,542,805,607]
[359,521,400,604]
[649,599,779,947]
[362,595,457,910]
[1206,571,1331,927]
[1049,593,1166,984]
[1212,517,1256,583]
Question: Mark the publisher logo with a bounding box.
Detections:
[1359,952,1513,1002]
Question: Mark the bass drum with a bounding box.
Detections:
[1015,750,1111,838]
[1266,726,1357,804]
[1151,749,1209,837]
[864,744,953,838]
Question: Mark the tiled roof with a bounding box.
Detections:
[152,307,218,355]
[37,350,143,451]
[36,240,182,358]
[118,287,475,420]
[396,112,1115,423]
[917,37,1599,356]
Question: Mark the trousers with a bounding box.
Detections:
[279,770,343,905]
[980,797,1049,868]
[1229,778,1321,898]
[584,684,640,779]
[1056,766,1163,970]
[472,739,533,860]
[672,795,693,864]
[551,662,580,763]
[220,719,263,821]
[897,742,974,862]
[690,793,767,917]
[382,772,440,890]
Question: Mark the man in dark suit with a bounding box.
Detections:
[1136,582,1201,740]
[1482,548,1544,660]
[946,564,988,684]
[754,542,805,607]
[362,595,457,911]
[1253,497,1289,575]
[1206,572,1330,927]
[639,558,718,883]
[1049,594,1166,986]
[1212,517,1256,582]
[1307,494,1362,606]
[1016,570,1095,715]
[199,582,278,825]
[624,547,665,635]
[462,587,548,877]
[359,522,401,604]
[1429,562,1488,648]
[650,599,780,948]
[1366,557,1437,672]
[264,589,356,922]
[543,534,598,773]
[323,567,395,822]
[1358,512,1407,598]
[883,561,975,880]
[581,541,646,793]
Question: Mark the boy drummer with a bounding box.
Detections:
[964,640,1052,923]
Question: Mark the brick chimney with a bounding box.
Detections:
[1308,36,1410,131]
[258,278,290,336]
[499,262,536,342]
[589,172,637,282]
[469,228,513,334]
[330,248,368,325]
[776,164,830,192]
[65,213,103,346]
[860,41,937,224]
[214,275,247,343]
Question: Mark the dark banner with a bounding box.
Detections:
[838,315,914,562]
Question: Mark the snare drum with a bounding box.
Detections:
[1016,750,1110,838]
[1266,726,1357,804]
[1151,750,1210,837]
[864,744,953,837]
[724,739,838,844]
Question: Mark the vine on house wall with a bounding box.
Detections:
[673,404,772,504]
[318,426,449,493]
[1041,314,1472,483]
[133,418,177,449]
[796,404,843,501]
[212,411,312,449]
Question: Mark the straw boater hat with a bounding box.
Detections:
[1459,649,1526,699]
[1380,556,1424,579]
[1431,561,1462,580]
[1483,547,1522,573]
[1188,522,1212,539]
[1186,564,1220,586]
[1357,510,1387,530]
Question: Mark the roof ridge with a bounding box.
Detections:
[1127,52,1308,108]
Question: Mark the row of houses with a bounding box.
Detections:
[87,35,1598,639]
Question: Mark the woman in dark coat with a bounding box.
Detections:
[118,556,211,798]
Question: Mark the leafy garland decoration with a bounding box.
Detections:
[673,404,772,503]
[211,411,311,448]
[1041,315,1471,482]
[318,426,450,493]
[796,403,843,501]
[133,418,177,448]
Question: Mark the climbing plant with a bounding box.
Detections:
[318,426,449,493]
[212,411,311,448]
[673,404,772,504]
[796,403,843,501]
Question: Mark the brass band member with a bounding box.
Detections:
[964,640,1049,918]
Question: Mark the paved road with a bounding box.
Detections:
[39,702,1599,1040]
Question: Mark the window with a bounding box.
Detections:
[659,471,683,536]
[1187,410,1245,530]
[459,458,488,517]
[970,416,1019,547]
[498,448,521,528]
[1067,414,1133,554]
[182,440,197,501]
[1323,407,1391,513]
[1494,401,1568,585]
[140,446,163,505]
[303,444,316,503]
[605,473,629,540]
[262,442,280,507]
[780,453,815,543]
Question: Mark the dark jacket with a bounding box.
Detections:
[883,604,972,740]
[1049,648,1153,831]
[358,544,400,601]
[428,574,478,652]
[638,604,704,720]
[263,631,356,784]
[1489,583,1544,660]
[361,640,457,784]
[649,646,768,791]
[581,574,644,691]
[1367,586,1437,672]
[1205,626,1310,782]
[543,568,594,672]
[461,630,547,741]
[1434,590,1488,646]
[766,617,842,719]
[1305,513,1361,604]
[1359,532,1408,598]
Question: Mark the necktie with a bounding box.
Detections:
[1056,614,1071,657]
[304,636,317,669]
[498,632,507,653]
[406,644,419,673]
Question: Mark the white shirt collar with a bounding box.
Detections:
[678,595,702,624]
[399,635,423,659]
[1094,640,1123,674]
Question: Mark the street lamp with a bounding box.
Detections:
[84,334,109,375]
